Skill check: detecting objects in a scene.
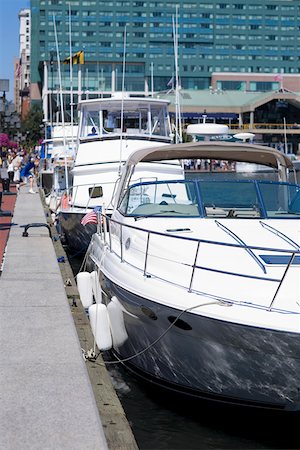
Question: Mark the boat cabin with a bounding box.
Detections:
[78,95,173,142]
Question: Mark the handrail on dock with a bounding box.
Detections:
[22,222,52,237]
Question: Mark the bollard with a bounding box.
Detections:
[1,178,15,196]
[0,191,12,217]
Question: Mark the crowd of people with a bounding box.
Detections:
[183,158,236,171]
[0,148,40,194]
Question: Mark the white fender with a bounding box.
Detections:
[49,195,58,212]
[76,272,93,308]
[107,296,128,347]
[90,271,102,303]
[45,195,51,206]
[88,303,112,351]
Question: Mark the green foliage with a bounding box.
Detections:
[182,130,193,143]
[21,105,44,147]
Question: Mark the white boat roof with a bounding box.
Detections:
[42,136,76,144]
[78,94,170,111]
[186,123,229,136]
[126,141,294,170]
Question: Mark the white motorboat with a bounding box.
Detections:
[40,124,77,212]
[58,93,184,253]
[85,141,300,412]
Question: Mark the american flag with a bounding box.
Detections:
[16,59,22,78]
[80,206,102,226]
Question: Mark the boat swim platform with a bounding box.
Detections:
[0,185,138,450]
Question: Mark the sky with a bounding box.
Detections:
[0,0,30,101]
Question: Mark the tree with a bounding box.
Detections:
[21,105,44,147]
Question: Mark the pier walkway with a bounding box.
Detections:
[0,185,109,449]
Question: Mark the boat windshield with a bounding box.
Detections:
[79,102,171,139]
[119,179,300,219]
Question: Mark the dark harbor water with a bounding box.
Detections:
[69,253,299,450]
[103,355,300,450]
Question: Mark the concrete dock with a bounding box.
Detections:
[0,184,138,450]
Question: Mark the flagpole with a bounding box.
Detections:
[53,13,69,192]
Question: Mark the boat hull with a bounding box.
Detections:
[99,274,300,412]
[40,171,53,194]
[58,211,96,254]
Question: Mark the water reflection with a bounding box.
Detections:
[103,353,299,450]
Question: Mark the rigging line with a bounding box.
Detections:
[215,220,267,274]
[74,239,93,275]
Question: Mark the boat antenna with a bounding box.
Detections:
[53,13,69,192]
[118,25,127,176]
[68,2,75,156]
[173,6,182,144]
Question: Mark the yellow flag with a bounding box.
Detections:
[63,51,84,65]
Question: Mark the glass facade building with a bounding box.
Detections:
[30,0,300,120]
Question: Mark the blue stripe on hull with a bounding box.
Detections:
[100,273,300,412]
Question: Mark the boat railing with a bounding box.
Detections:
[96,214,300,312]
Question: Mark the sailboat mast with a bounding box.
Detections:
[173,6,182,144]
[53,13,69,192]
[118,26,127,176]
[68,2,74,153]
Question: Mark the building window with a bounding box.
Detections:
[250,81,278,91]
[217,80,246,90]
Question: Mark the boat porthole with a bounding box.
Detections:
[125,238,131,250]
[141,306,157,320]
[168,316,192,331]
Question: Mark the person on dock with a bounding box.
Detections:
[12,152,23,183]
[7,152,15,183]
[17,156,40,194]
